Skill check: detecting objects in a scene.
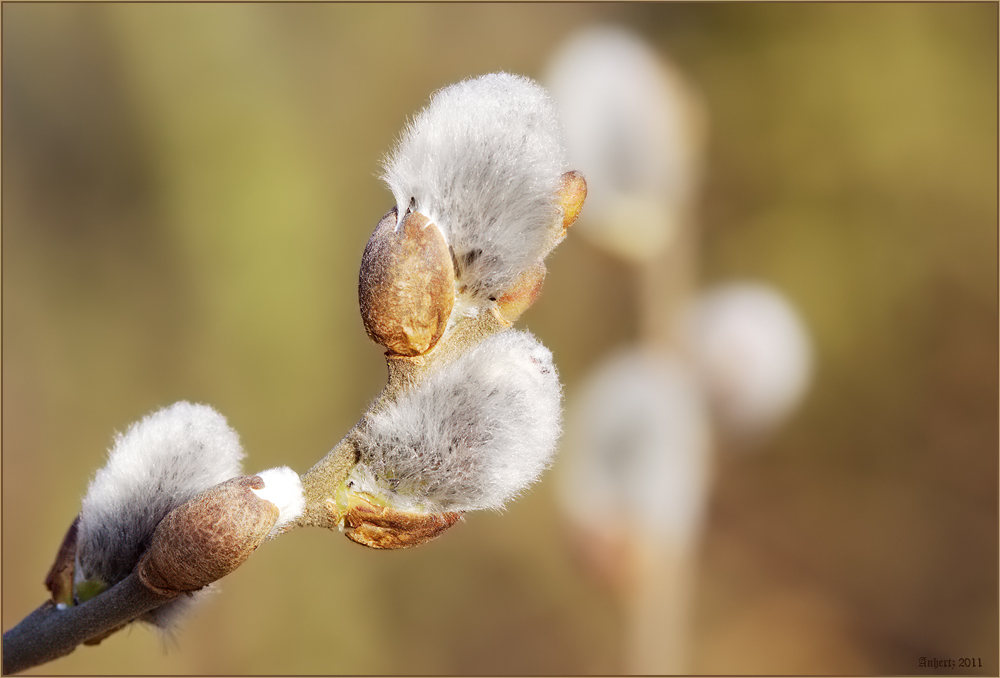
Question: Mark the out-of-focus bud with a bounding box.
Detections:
[558,170,588,229]
[546,26,705,263]
[560,348,712,677]
[137,475,278,595]
[359,207,455,357]
[558,348,712,551]
[682,281,813,441]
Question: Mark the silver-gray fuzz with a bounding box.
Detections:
[349,329,562,513]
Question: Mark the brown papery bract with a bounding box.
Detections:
[330,493,461,549]
[137,476,278,595]
[359,208,455,357]
[496,261,546,324]
[558,170,588,229]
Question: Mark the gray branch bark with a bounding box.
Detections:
[3,572,176,675]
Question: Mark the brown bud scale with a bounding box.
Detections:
[45,515,79,607]
[496,261,546,323]
[137,475,278,595]
[359,208,455,357]
[328,495,461,549]
[558,170,588,229]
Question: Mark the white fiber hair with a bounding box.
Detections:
[683,282,813,438]
[545,26,702,262]
[141,587,216,633]
[75,401,244,627]
[349,329,562,512]
[382,72,568,300]
[251,466,306,538]
[558,348,712,543]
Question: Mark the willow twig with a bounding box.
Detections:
[3,573,176,675]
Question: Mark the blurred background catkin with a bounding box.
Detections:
[3,3,996,675]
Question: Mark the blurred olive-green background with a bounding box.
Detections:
[3,3,996,675]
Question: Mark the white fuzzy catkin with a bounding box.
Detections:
[683,282,813,439]
[546,26,703,262]
[558,348,712,543]
[349,329,562,513]
[75,401,244,628]
[382,72,568,301]
[251,466,305,538]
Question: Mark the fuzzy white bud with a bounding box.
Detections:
[683,281,813,439]
[251,466,306,538]
[382,72,569,302]
[74,401,244,629]
[559,348,712,543]
[349,329,562,513]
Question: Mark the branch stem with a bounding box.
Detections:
[295,308,511,530]
[3,573,176,675]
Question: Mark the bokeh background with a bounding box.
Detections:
[3,3,996,675]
